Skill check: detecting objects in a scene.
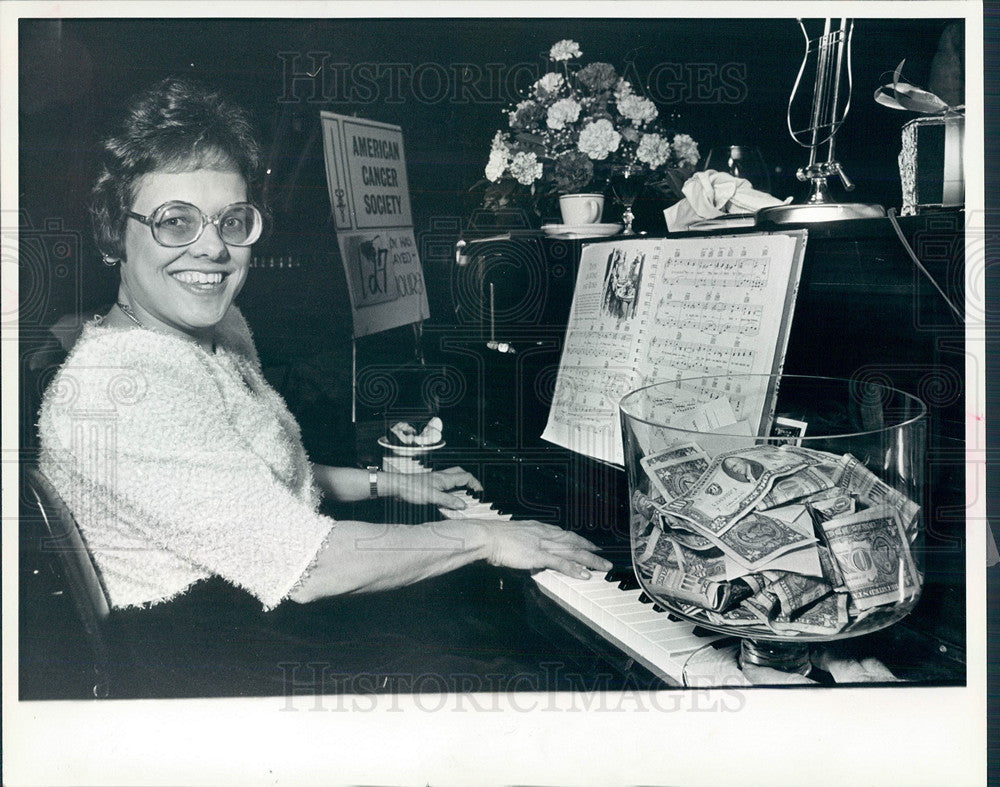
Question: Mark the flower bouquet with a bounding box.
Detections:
[480,39,701,225]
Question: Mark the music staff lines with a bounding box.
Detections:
[653,299,764,336]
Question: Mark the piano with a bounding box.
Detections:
[357,213,967,688]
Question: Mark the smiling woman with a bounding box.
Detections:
[34,77,610,696]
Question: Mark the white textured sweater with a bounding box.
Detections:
[37,307,334,610]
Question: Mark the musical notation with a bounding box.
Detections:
[542,235,806,464]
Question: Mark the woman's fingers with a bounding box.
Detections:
[543,554,596,580]
[434,490,468,510]
[858,658,901,681]
[436,466,484,493]
[813,650,901,682]
[482,519,612,575]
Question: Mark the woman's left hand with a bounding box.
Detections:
[386,466,484,510]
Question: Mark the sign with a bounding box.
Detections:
[320,111,429,337]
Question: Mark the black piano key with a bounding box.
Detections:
[638,592,653,605]
[690,626,720,639]
[604,566,631,584]
[709,636,741,650]
[616,573,640,592]
[652,603,666,613]
[666,613,682,623]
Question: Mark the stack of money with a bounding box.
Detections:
[632,442,922,639]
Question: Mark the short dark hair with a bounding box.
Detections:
[91,77,263,260]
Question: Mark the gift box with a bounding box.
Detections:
[898,113,964,215]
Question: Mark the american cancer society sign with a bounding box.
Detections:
[321,111,429,337]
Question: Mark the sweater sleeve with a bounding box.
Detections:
[67,333,334,609]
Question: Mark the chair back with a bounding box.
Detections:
[25,467,113,696]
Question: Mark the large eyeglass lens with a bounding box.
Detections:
[151,203,262,246]
[217,204,262,245]
[154,203,202,245]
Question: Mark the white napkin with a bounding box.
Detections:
[664,170,791,232]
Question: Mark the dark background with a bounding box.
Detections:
[18,15,959,463]
[19,16,952,319]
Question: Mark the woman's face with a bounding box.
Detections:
[120,168,252,342]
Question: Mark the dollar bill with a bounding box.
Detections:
[765,503,816,538]
[807,493,856,523]
[770,593,849,636]
[641,452,711,504]
[820,504,921,610]
[664,444,814,534]
[741,589,779,622]
[642,441,709,466]
[707,602,770,628]
[635,526,678,569]
[649,564,734,611]
[649,566,751,612]
[837,454,921,530]
[714,511,817,572]
[761,570,834,615]
[662,514,717,551]
[663,536,727,578]
[756,462,839,509]
[816,543,846,590]
[631,488,663,522]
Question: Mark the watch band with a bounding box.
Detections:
[367,466,379,499]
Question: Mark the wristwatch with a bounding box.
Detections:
[366,466,379,499]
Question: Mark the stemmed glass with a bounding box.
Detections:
[610,164,647,235]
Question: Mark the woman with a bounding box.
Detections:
[37,78,610,693]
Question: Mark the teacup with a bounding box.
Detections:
[559,193,605,225]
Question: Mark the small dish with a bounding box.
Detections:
[377,437,446,455]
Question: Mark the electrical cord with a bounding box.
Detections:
[886,207,964,322]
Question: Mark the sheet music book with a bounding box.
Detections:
[541,231,808,465]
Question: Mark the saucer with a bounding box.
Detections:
[377,437,446,455]
[541,223,623,239]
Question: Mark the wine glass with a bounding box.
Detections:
[610,164,647,235]
[703,145,772,194]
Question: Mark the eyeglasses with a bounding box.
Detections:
[128,201,264,247]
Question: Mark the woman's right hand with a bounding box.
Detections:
[471,519,613,579]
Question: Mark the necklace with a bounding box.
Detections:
[116,301,145,329]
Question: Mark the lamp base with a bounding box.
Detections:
[756,202,886,225]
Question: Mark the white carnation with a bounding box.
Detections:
[672,133,700,166]
[549,39,582,62]
[618,94,658,125]
[577,118,621,161]
[485,148,510,182]
[535,72,565,96]
[546,97,582,130]
[636,133,672,168]
[508,151,543,185]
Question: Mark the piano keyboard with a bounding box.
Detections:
[386,452,727,686]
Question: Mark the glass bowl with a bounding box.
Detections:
[619,374,926,675]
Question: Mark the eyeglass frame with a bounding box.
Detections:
[127,200,264,248]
